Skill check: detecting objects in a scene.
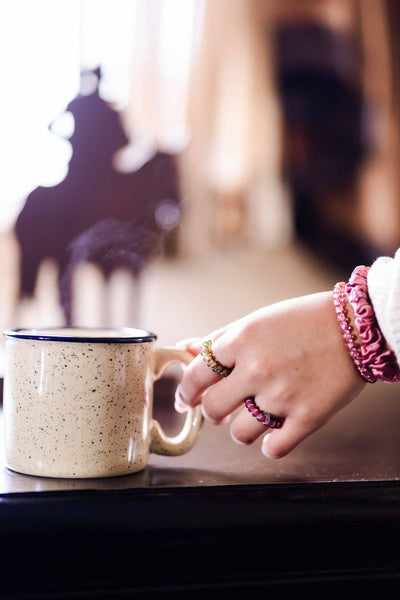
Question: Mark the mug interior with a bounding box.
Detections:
[3,327,157,343]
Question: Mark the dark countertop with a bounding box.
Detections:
[2,376,400,492]
[2,379,400,598]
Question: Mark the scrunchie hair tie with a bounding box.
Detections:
[345,266,400,383]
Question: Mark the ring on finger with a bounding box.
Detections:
[244,397,284,429]
[200,340,233,377]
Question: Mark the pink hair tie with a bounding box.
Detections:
[345,266,400,383]
[333,282,376,383]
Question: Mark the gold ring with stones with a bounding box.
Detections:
[200,340,233,377]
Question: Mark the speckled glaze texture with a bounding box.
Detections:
[3,328,202,479]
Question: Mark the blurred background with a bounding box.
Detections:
[1,0,400,361]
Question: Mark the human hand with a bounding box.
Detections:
[176,292,366,458]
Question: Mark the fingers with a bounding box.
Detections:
[176,328,320,460]
[230,407,318,459]
[178,343,261,424]
[176,355,221,408]
[176,337,203,356]
[261,417,315,459]
[177,326,230,357]
[177,338,235,407]
[178,352,318,459]
[229,395,323,458]
[200,375,252,423]
[230,405,269,445]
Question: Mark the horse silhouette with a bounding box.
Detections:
[15,70,180,323]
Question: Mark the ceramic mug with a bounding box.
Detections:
[3,327,202,478]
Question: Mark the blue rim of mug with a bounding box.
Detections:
[3,327,157,343]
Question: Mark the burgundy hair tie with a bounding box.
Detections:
[244,398,284,429]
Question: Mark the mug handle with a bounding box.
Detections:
[150,347,203,456]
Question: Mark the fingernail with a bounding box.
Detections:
[201,403,221,425]
[175,385,186,402]
[176,338,201,354]
[261,434,272,458]
[176,340,189,350]
[174,401,187,414]
[174,386,189,413]
[220,414,231,425]
[230,430,247,446]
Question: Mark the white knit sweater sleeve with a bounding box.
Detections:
[368,248,400,366]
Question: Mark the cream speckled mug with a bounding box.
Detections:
[3,327,202,478]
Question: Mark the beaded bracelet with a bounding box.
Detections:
[345,266,400,383]
[333,282,376,383]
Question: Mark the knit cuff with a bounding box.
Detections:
[368,249,400,367]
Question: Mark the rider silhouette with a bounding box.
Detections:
[15,68,180,323]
